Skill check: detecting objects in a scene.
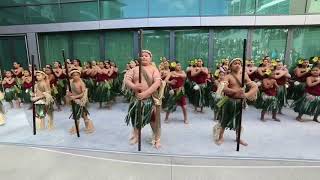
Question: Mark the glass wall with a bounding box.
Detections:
[104,31,134,70]
[212,29,248,68]
[252,28,288,62]
[290,27,320,65]
[0,0,316,25]
[143,30,170,65]
[0,36,28,70]
[100,0,148,19]
[39,33,71,65]
[72,31,100,61]
[149,0,199,17]
[201,0,255,16]
[175,30,209,68]
[307,0,320,14]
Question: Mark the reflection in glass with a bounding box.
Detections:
[143,30,170,65]
[0,6,25,25]
[73,32,100,61]
[61,2,98,22]
[149,0,199,17]
[26,5,60,24]
[39,33,71,65]
[105,31,134,70]
[213,29,248,68]
[252,28,288,62]
[256,0,290,15]
[175,30,209,68]
[100,0,148,19]
[201,0,255,16]
[290,27,320,66]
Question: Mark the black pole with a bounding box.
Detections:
[62,50,80,138]
[236,39,247,151]
[31,55,36,135]
[137,29,143,151]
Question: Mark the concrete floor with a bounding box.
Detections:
[0,144,320,180]
[0,97,320,161]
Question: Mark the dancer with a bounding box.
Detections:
[164,61,188,124]
[292,66,320,123]
[215,58,258,146]
[68,69,95,134]
[31,71,54,130]
[125,50,163,149]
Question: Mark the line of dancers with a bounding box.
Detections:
[1,53,319,149]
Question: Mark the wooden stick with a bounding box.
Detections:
[236,39,247,151]
[31,55,36,135]
[137,29,143,151]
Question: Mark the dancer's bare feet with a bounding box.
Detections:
[153,139,161,149]
[296,117,304,122]
[129,137,138,145]
[313,118,320,123]
[273,117,280,122]
[69,126,77,134]
[236,139,248,146]
[215,138,224,145]
[164,119,169,123]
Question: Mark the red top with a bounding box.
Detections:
[23,82,32,89]
[3,80,16,89]
[110,72,118,79]
[295,71,309,82]
[263,86,277,96]
[96,73,108,82]
[276,76,287,86]
[170,76,185,89]
[194,72,207,84]
[306,82,320,96]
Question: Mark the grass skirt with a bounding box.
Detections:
[21,88,32,103]
[125,98,153,129]
[290,82,306,101]
[277,85,287,110]
[220,97,242,130]
[291,93,320,116]
[35,103,53,119]
[190,83,209,108]
[94,81,111,103]
[83,78,95,102]
[4,87,18,102]
[163,90,185,113]
[70,103,89,120]
[257,93,279,113]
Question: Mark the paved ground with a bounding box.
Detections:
[0,97,319,160]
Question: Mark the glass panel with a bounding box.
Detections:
[213,29,248,68]
[0,0,25,7]
[26,5,60,24]
[201,0,255,16]
[143,30,170,65]
[25,0,59,5]
[13,36,29,67]
[0,36,28,70]
[252,28,288,63]
[105,31,134,70]
[0,38,13,70]
[307,0,320,14]
[61,2,98,22]
[73,31,100,61]
[0,6,25,25]
[100,0,148,19]
[175,30,209,68]
[38,33,71,65]
[290,27,320,66]
[256,0,290,15]
[149,0,199,17]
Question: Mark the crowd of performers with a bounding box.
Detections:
[0,52,319,149]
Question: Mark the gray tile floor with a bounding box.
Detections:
[0,97,320,161]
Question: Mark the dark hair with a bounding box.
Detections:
[74,59,82,67]
[54,61,62,68]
